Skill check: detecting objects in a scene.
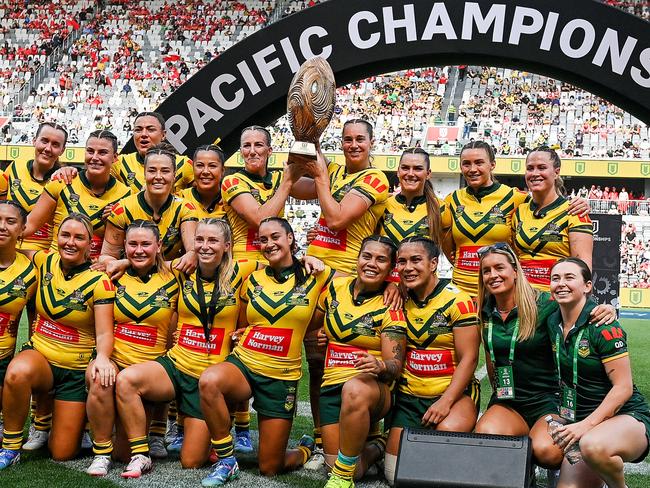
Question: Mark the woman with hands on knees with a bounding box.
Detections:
[384,237,480,486]
[198,217,334,487]
[100,144,198,278]
[311,236,406,488]
[0,213,116,470]
[547,258,650,488]
[85,219,180,478]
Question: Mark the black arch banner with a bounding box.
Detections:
[126,0,650,156]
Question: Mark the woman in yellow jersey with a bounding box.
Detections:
[512,147,593,290]
[84,220,180,477]
[0,201,38,431]
[198,217,334,487]
[181,145,227,220]
[313,236,406,488]
[115,219,256,479]
[101,144,198,275]
[0,213,115,468]
[0,122,67,257]
[221,126,300,262]
[24,130,131,260]
[441,141,588,297]
[51,112,194,194]
[384,237,481,486]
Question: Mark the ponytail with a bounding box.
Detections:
[423,180,441,247]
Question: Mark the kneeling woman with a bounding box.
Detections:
[0,213,115,468]
[115,218,257,478]
[315,236,406,488]
[198,217,334,487]
[549,258,650,488]
[385,237,480,485]
[86,219,180,477]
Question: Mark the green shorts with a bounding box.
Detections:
[225,354,297,420]
[156,355,203,420]
[319,382,394,427]
[622,410,650,463]
[488,392,559,429]
[21,341,88,402]
[388,379,480,430]
[0,355,12,384]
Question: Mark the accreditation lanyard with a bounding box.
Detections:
[487,318,518,400]
[195,271,221,346]
[555,328,585,422]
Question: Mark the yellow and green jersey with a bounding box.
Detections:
[44,171,131,259]
[180,187,226,220]
[307,163,389,275]
[400,278,478,398]
[108,192,198,259]
[380,194,445,245]
[233,265,335,380]
[167,260,258,379]
[4,160,59,251]
[318,276,406,387]
[512,196,593,290]
[442,183,528,296]
[112,267,180,369]
[113,152,193,194]
[31,251,115,370]
[221,169,283,261]
[0,253,37,360]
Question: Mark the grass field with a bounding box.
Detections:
[3,318,650,487]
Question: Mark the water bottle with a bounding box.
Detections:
[545,415,582,464]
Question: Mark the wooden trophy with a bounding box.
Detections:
[287,56,336,165]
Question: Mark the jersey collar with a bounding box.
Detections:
[126,265,157,283]
[28,159,60,183]
[530,195,566,218]
[549,298,597,338]
[137,191,174,218]
[395,193,426,212]
[466,181,501,202]
[482,294,519,322]
[59,259,91,279]
[191,187,221,212]
[79,169,117,195]
[407,278,449,308]
[349,278,387,306]
[241,168,273,189]
[264,263,295,283]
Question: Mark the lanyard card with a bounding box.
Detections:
[560,385,577,422]
[496,365,515,400]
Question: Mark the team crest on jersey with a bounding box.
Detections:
[252,285,263,297]
[328,299,339,314]
[352,314,376,337]
[517,222,523,233]
[578,337,590,358]
[487,206,506,224]
[284,385,297,412]
[65,289,87,311]
[116,286,125,299]
[455,205,465,216]
[250,188,261,203]
[69,193,80,209]
[216,292,236,307]
[127,172,136,184]
[10,178,20,190]
[183,280,194,296]
[165,227,179,239]
[8,277,26,298]
[42,272,53,287]
[287,285,308,306]
[541,223,563,242]
[384,212,393,224]
[427,312,451,335]
[153,288,171,308]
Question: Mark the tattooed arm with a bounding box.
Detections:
[378,329,406,383]
[421,324,480,426]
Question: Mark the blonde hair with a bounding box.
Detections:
[196,218,234,297]
[476,243,539,341]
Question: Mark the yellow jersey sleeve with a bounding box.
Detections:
[353,170,389,205]
[0,169,8,197]
[107,199,129,231]
[221,174,252,205]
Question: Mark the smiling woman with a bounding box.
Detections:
[181,145,227,219]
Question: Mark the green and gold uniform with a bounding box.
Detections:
[228,265,334,418]
[317,276,406,425]
[162,260,257,419]
[30,251,115,400]
[442,183,528,296]
[180,187,226,220]
[0,253,37,382]
[44,171,130,259]
[221,169,283,261]
[307,163,389,275]
[482,292,559,427]
[390,279,479,429]
[113,152,193,194]
[548,300,650,444]
[111,267,180,370]
[3,161,59,251]
[512,196,593,290]
[108,193,198,259]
